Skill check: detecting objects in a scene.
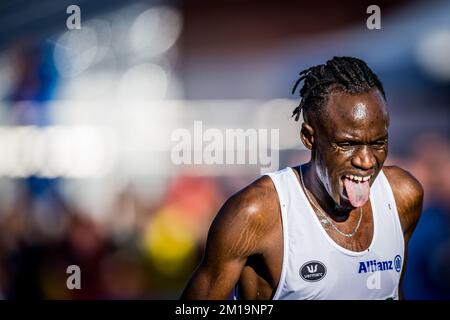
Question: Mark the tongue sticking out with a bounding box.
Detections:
[343,178,370,208]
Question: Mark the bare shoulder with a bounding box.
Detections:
[382,165,424,203]
[208,175,280,258]
[382,165,424,236]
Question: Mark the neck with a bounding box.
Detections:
[301,161,352,222]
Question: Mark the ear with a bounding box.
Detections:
[300,122,315,150]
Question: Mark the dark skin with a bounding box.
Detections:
[181,88,423,300]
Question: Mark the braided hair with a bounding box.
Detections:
[291,56,386,123]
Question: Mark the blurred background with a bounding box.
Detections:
[0,0,448,299]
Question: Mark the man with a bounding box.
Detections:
[181,56,423,300]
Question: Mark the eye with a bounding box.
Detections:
[372,140,387,149]
[336,142,352,150]
[338,142,350,147]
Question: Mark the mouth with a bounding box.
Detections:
[340,173,373,208]
[343,173,373,183]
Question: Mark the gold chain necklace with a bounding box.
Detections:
[299,165,363,238]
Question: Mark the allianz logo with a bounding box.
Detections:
[358,255,402,273]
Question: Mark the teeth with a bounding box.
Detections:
[345,174,372,182]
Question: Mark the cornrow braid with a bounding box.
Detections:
[291,56,386,122]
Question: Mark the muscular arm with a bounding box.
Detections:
[180,177,278,300]
[383,166,424,299]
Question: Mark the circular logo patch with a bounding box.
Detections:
[300,260,327,282]
[394,255,402,272]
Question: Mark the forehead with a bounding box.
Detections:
[321,89,389,139]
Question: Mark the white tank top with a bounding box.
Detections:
[235,166,405,300]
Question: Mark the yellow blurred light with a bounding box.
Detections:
[142,206,196,276]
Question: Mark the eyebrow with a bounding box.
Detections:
[334,133,388,143]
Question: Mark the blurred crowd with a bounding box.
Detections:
[0,173,233,299]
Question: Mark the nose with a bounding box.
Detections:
[351,145,376,171]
